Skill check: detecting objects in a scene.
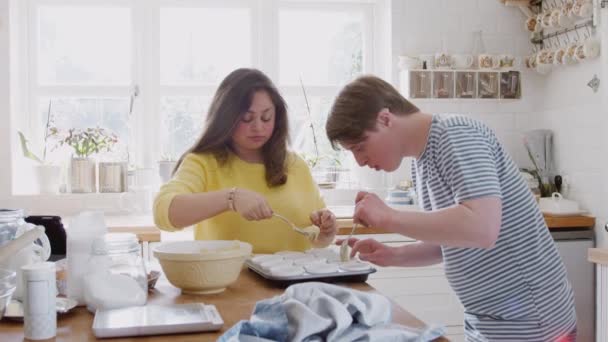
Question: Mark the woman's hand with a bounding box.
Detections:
[309,209,337,247]
[232,188,273,221]
[354,191,394,229]
[335,237,399,267]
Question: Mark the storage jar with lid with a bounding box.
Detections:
[83,233,147,312]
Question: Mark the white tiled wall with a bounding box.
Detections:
[534,59,608,248]
[384,0,543,184]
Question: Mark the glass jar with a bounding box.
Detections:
[83,233,147,312]
[0,209,26,246]
[0,209,51,300]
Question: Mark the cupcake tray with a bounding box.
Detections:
[246,249,376,286]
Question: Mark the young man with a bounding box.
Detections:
[326,75,576,341]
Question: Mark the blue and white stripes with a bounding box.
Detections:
[412,115,576,341]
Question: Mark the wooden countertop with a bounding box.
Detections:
[103,212,596,242]
[336,214,596,235]
[0,269,446,341]
[588,248,608,266]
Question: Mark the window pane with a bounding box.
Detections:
[285,95,339,163]
[38,7,131,85]
[279,9,364,86]
[160,96,211,160]
[38,98,130,161]
[160,8,251,85]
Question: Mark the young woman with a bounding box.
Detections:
[154,68,337,254]
[326,75,576,341]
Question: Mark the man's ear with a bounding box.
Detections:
[377,108,392,128]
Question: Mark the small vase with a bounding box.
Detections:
[70,157,96,193]
[35,164,62,194]
[158,161,177,183]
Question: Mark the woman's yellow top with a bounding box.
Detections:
[153,152,325,253]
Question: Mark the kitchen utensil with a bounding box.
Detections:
[153,240,252,294]
[272,213,320,241]
[554,175,562,193]
[340,223,359,262]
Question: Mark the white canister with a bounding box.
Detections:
[22,262,56,340]
[66,211,107,305]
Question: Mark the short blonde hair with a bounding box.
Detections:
[326,75,419,149]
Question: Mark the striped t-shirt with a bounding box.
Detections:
[412,115,576,341]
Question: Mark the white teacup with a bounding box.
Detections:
[554,47,567,65]
[398,55,423,70]
[525,16,541,33]
[565,44,579,64]
[558,6,574,28]
[572,2,592,18]
[478,54,500,69]
[451,54,474,69]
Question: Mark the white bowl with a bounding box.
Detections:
[153,240,252,294]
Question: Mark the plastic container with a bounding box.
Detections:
[23,262,56,340]
[66,211,107,305]
[83,233,147,312]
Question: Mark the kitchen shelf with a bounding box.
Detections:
[399,69,521,100]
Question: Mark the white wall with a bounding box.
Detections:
[387,0,542,172]
[533,58,608,247]
[0,0,11,198]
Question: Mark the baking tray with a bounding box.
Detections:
[245,259,376,287]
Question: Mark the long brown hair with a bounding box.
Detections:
[326,75,419,149]
[174,68,289,186]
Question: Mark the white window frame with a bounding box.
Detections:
[7,0,391,213]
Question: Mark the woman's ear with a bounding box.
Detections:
[376,108,392,128]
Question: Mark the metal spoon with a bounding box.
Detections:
[273,213,319,241]
[340,223,358,262]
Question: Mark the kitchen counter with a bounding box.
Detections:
[589,248,608,265]
[104,210,596,242]
[0,269,447,341]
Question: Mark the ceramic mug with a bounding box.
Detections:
[526,16,541,32]
[451,54,474,69]
[558,5,574,28]
[478,54,500,69]
[572,2,592,18]
[554,47,567,65]
[550,9,561,28]
[541,12,553,28]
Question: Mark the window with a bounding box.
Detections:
[15,0,380,194]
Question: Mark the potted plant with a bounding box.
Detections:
[158,154,177,184]
[56,127,118,193]
[17,102,62,194]
[298,79,346,189]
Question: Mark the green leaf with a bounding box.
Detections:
[17,131,43,163]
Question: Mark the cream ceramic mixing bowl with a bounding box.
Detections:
[153,240,252,294]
